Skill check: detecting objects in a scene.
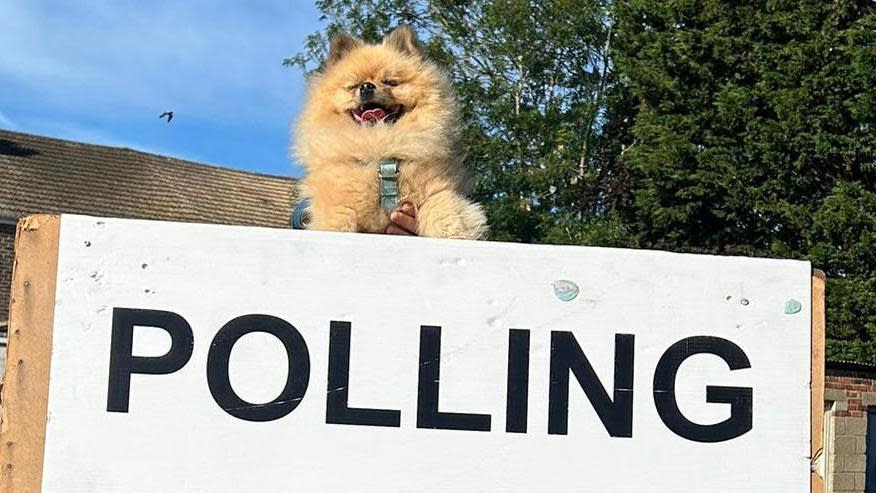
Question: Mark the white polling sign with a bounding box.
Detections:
[0,214,820,492]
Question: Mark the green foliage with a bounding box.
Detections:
[809,182,876,361]
[291,0,876,362]
[616,0,876,253]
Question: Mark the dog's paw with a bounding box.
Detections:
[445,203,488,239]
[418,193,488,240]
[308,205,358,232]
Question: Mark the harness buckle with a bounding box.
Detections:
[378,158,400,212]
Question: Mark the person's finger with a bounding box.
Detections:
[385,223,414,235]
[390,209,418,234]
[399,202,416,216]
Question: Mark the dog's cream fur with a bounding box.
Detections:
[294,28,488,239]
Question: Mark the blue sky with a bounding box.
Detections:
[0,1,323,177]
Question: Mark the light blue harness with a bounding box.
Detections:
[291,158,400,229]
[377,158,400,212]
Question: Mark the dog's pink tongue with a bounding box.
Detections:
[361,108,386,123]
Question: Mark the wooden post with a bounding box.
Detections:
[0,215,60,493]
[811,270,826,493]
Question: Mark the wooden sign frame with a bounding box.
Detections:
[0,214,827,492]
[1,215,59,493]
[811,270,826,493]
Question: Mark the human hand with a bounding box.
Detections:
[384,202,418,235]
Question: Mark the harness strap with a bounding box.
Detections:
[378,158,400,212]
[291,158,400,230]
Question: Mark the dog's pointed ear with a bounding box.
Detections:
[382,26,423,57]
[327,34,363,66]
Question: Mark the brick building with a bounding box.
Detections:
[0,128,297,337]
[822,360,876,492]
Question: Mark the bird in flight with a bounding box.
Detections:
[159,111,174,123]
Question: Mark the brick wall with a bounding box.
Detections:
[0,223,14,322]
[825,371,876,492]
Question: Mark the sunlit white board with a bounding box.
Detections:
[34,214,812,492]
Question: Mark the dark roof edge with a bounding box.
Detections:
[827,359,876,374]
[0,128,297,182]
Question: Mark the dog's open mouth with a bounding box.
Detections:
[350,102,404,125]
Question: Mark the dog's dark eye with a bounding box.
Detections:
[346,84,359,91]
[382,79,399,87]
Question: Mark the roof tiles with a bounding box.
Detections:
[0,129,297,228]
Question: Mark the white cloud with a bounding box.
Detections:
[0,110,15,129]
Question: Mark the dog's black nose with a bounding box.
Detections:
[359,82,376,99]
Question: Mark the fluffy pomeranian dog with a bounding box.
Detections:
[294,27,488,239]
